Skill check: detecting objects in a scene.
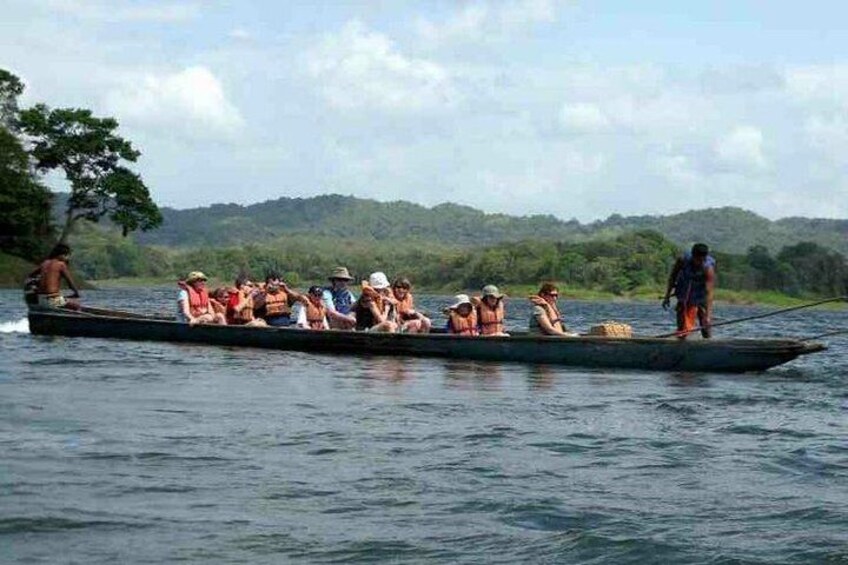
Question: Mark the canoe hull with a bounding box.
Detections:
[26,308,824,373]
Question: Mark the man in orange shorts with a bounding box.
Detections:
[662,243,715,339]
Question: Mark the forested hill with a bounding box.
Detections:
[55,193,847,254]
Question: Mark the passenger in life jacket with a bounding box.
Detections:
[528,282,574,336]
[177,271,227,325]
[444,294,479,336]
[322,266,358,330]
[663,243,716,339]
[226,276,267,327]
[353,271,398,332]
[391,277,431,334]
[253,271,301,327]
[295,286,330,330]
[210,287,231,318]
[472,284,509,336]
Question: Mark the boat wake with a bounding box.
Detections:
[0,318,30,334]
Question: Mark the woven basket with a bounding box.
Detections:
[588,321,633,338]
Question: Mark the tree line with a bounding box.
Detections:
[70,227,848,299]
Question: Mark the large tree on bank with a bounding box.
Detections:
[18,103,162,243]
[0,69,53,259]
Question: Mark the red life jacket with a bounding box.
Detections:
[529,295,564,332]
[305,299,327,330]
[264,290,291,316]
[449,310,479,336]
[179,281,210,317]
[477,299,505,335]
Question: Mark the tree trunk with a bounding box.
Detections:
[58,207,76,245]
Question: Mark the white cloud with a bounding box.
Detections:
[804,114,848,162]
[228,27,251,41]
[416,0,559,45]
[784,64,848,107]
[306,20,457,112]
[714,126,767,170]
[104,66,244,133]
[44,0,200,22]
[654,154,702,186]
[559,102,610,132]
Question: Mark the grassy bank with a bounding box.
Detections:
[0,252,35,287]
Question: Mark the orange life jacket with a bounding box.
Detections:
[305,299,327,330]
[477,299,505,335]
[264,289,291,317]
[529,295,564,332]
[362,284,397,322]
[449,310,479,336]
[231,291,254,324]
[393,291,416,320]
[179,281,209,317]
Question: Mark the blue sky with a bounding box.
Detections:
[2,0,847,220]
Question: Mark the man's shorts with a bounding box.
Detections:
[37,294,66,308]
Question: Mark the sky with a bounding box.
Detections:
[2,0,847,221]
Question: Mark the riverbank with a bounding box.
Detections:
[84,277,846,309]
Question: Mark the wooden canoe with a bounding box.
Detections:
[26,306,826,373]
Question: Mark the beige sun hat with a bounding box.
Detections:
[328,266,354,281]
[449,293,473,309]
[186,271,208,283]
[481,284,504,298]
[368,271,390,289]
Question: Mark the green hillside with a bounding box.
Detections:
[86,194,844,255]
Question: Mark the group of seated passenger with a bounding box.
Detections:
[177,267,574,336]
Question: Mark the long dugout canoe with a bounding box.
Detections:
[27,307,826,373]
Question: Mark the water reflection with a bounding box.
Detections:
[440,359,502,390]
[526,364,556,390]
[360,356,411,383]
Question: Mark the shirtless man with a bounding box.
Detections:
[27,243,80,308]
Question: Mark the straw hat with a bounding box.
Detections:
[448,293,473,309]
[368,271,390,289]
[186,271,207,283]
[481,284,504,298]
[328,266,354,281]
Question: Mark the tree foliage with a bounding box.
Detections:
[0,69,53,259]
[19,104,161,242]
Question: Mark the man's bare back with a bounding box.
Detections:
[37,259,76,295]
[28,245,80,305]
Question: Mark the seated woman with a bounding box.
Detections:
[295,286,330,330]
[528,283,575,336]
[473,284,509,336]
[445,294,479,336]
[177,271,227,325]
[226,276,267,327]
[210,287,230,318]
[353,272,398,333]
[391,277,431,334]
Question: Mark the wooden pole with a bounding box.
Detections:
[653,296,847,338]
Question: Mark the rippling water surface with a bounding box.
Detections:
[1,288,846,563]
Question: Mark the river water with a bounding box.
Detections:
[1,288,846,563]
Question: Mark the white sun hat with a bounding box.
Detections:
[368,271,390,289]
[448,294,473,309]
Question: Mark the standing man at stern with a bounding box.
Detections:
[663,243,716,339]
